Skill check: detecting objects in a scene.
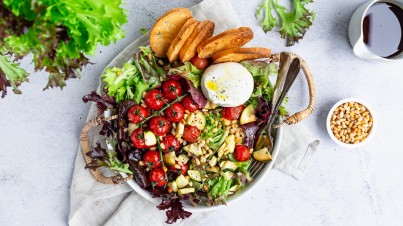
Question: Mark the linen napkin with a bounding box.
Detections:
[69,0,320,225]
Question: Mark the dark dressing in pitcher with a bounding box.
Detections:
[363,2,403,58]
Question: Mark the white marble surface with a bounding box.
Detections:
[1,0,403,225]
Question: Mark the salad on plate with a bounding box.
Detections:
[83,8,287,224]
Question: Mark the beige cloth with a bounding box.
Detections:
[69,0,320,225]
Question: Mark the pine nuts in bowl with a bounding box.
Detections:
[326,98,376,148]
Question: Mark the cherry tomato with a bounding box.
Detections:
[190,56,209,70]
[180,96,199,112]
[148,167,166,186]
[127,105,150,124]
[149,116,171,136]
[169,162,189,175]
[161,134,181,153]
[234,144,250,162]
[130,128,149,149]
[164,103,185,123]
[144,90,165,110]
[183,125,200,143]
[222,105,245,120]
[162,80,183,100]
[143,150,162,168]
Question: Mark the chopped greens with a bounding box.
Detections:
[102,62,149,103]
[200,111,230,151]
[201,111,223,139]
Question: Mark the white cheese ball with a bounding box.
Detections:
[201,62,254,107]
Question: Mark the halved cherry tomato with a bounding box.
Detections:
[143,150,162,168]
[190,56,209,70]
[148,167,166,186]
[169,162,189,175]
[149,116,170,136]
[180,96,199,112]
[222,105,245,120]
[182,125,200,143]
[164,103,185,123]
[234,144,250,162]
[162,80,183,100]
[127,105,150,124]
[161,134,181,153]
[131,128,150,149]
[144,90,165,110]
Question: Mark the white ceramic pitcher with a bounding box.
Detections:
[348,0,403,61]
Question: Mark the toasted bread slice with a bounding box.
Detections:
[212,47,271,63]
[166,18,199,62]
[150,8,192,57]
[197,27,254,58]
[179,20,215,62]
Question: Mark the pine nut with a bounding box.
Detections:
[330,101,373,144]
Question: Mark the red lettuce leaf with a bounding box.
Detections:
[127,157,150,189]
[0,69,11,98]
[241,120,263,149]
[147,187,192,224]
[186,80,207,108]
[158,198,192,224]
[82,91,116,116]
[255,96,271,120]
[241,97,271,149]
[117,100,136,162]
[167,75,207,108]
[85,141,108,169]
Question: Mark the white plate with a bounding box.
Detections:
[124,125,283,212]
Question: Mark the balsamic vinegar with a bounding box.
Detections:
[363,2,403,58]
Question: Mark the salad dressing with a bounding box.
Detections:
[206,80,218,91]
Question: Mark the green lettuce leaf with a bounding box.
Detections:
[0,0,127,97]
[168,62,203,88]
[256,0,315,46]
[86,141,132,174]
[135,46,165,88]
[208,176,234,204]
[273,0,315,46]
[256,0,278,32]
[242,60,288,116]
[241,60,278,87]
[0,52,29,97]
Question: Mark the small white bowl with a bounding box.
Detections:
[326,98,376,148]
